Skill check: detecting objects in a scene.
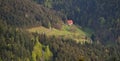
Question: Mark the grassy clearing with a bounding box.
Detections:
[27,25,92,44]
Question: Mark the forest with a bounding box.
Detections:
[0,0,120,61]
[33,0,120,43]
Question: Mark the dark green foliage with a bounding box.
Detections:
[34,0,120,43]
[0,0,120,61]
[0,0,63,28]
[37,34,120,61]
[0,19,120,61]
[0,20,53,61]
[0,20,34,61]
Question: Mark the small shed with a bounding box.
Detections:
[67,20,73,25]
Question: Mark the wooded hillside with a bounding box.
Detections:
[0,0,64,28]
[33,0,120,43]
[0,0,120,61]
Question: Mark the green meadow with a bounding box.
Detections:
[27,25,93,44]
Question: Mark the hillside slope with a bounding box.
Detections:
[33,0,120,43]
[0,19,53,61]
[0,0,93,44]
[0,0,63,28]
[0,0,120,61]
[27,25,92,44]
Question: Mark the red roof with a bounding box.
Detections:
[67,20,73,25]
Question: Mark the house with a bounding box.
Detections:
[67,20,73,25]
